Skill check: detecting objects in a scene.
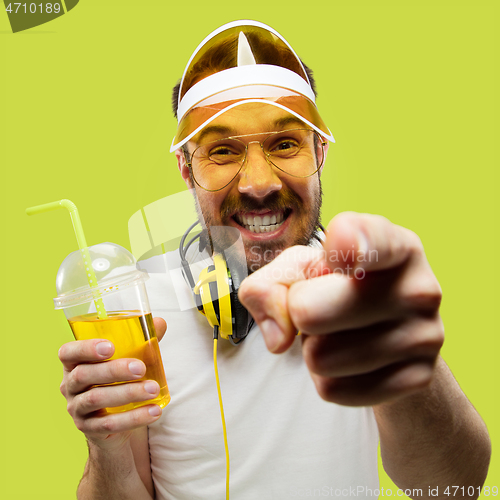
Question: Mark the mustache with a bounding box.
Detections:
[220,189,303,219]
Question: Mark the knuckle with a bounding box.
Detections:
[304,336,350,378]
[435,317,445,346]
[59,381,67,397]
[361,212,391,233]
[421,316,445,352]
[84,389,99,409]
[286,246,320,270]
[124,382,140,401]
[412,364,434,389]
[312,372,370,407]
[58,343,70,361]
[76,340,90,359]
[305,350,330,376]
[71,365,85,386]
[416,318,444,352]
[66,400,75,417]
[397,317,445,356]
[402,272,442,312]
[239,280,275,314]
[405,228,423,250]
[331,211,361,229]
[382,224,407,264]
[313,376,337,403]
[238,276,260,301]
[393,361,433,394]
[302,336,329,373]
[239,266,262,288]
[301,337,319,371]
[129,409,142,427]
[104,359,123,381]
[100,417,116,434]
[370,213,390,224]
[74,417,86,432]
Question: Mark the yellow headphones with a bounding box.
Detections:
[179,221,326,344]
[179,222,252,344]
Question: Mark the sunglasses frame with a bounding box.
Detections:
[184,128,327,192]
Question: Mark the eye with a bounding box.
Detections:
[270,138,300,155]
[210,146,238,156]
[276,140,297,150]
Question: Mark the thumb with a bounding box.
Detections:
[153,317,167,342]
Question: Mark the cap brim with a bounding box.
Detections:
[171,96,334,152]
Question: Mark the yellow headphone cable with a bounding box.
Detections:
[213,325,230,500]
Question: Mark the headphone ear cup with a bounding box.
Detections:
[222,250,249,340]
[206,265,220,321]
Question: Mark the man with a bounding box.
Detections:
[58,21,491,499]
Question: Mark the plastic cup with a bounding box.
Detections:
[54,242,170,414]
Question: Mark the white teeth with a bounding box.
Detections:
[238,212,285,226]
[237,211,287,233]
[244,222,283,234]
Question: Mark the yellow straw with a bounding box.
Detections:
[26,199,108,319]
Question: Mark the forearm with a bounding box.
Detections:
[374,357,491,499]
[77,439,154,500]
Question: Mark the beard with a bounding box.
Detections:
[194,179,323,273]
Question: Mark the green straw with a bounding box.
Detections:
[26,199,108,319]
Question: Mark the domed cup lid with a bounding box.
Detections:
[53,242,148,310]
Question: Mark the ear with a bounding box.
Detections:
[175,148,194,189]
[318,140,330,176]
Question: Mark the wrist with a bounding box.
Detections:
[86,436,136,473]
[86,430,133,454]
[79,437,152,500]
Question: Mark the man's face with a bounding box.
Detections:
[177,103,325,272]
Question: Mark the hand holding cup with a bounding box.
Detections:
[58,318,167,450]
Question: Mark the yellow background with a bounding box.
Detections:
[1,1,498,498]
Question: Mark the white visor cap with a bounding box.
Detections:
[171,20,334,152]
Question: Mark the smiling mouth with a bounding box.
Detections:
[233,210,291,234]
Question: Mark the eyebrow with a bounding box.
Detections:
[272,116,308,129]
[196,125,236,144]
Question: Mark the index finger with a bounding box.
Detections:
[58,339,115,372]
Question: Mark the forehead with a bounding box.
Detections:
[190,103,307,145]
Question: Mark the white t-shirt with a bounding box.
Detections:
[141,250,379,500]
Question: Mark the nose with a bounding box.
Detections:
[237,142,282,198]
